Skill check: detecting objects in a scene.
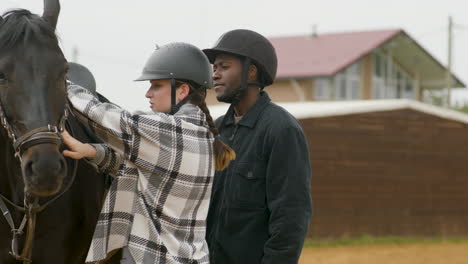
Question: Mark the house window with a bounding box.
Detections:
[373,53,386,99]
[403,75,414,99]
[374,54,382,77]
[395,67,414,99]
[396,71,402,98]
[334,72,346,100]
[334,62,361,100]
[351,81,360,99]
[347,63,361,100]
[340,75,347,99]
[373,52,415,99]
[373,78,385,99]
[387,66,398,98]
[315,77,330,100]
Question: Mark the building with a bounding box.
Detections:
[205,29,465,105]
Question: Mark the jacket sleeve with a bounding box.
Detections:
[87,144,123,177]
[67,84,133,156]
[262,125,312,264]
[67,84,173,170]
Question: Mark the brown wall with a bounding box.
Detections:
[300,109,468,238]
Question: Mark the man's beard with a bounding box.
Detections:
[216,86,240,103]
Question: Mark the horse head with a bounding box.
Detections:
[0,0,68,197]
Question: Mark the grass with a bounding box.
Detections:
[303,234,468,248]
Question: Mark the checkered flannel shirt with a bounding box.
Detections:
[67,85,214,264]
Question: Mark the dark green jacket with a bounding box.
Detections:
[206,92,312,264]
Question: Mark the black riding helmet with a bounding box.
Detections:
[135,42,213,114]
[203,29,278,103]
[67,62,97,95]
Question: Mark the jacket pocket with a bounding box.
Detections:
[232,161,267,208]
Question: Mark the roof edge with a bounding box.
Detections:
[329,29,403,75]
[398,30,466,88]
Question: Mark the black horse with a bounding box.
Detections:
[0,1,112,263]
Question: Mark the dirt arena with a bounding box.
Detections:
[299,242,468,264]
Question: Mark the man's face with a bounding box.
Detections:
[145,79,172,113]
[212,54,243,103]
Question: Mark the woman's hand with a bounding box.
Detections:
[61,130,96,159]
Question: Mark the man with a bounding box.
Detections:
[204,29,312,264]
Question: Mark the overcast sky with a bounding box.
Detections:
[2,0,468,110]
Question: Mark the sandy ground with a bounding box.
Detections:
[299,242,468,264]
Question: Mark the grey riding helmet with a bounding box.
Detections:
[135,42,213,114]
[203,29,278,86]
[135,42,213,88]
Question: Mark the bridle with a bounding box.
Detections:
[0,92,79,263]
[0,98,68,161]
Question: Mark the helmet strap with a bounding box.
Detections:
[240,57,251,93]
[170,78,177,114]
[169,79,200,115]
[231,57,251,103]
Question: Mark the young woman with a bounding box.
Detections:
[62,42,235,264]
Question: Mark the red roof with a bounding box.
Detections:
[269,29,402,79]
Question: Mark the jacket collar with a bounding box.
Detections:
[223,91,271,128]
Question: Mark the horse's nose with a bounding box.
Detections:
[22,145,67,197]
[30,154,65,176]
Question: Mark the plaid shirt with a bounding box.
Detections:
[67,85,214,264]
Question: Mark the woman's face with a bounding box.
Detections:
[145,79,173,112]
[145,79,189,113]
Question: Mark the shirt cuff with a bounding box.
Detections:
[88,144,106,166]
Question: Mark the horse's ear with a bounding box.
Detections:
[42,0,60,30]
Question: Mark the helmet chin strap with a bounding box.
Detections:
[169,79,198,115]
[170,78,177,114]
[235,57,251,102]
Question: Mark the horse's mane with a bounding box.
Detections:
[0,9,58,50]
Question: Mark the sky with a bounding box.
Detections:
[2,0,468,111]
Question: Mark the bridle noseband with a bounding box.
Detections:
[0,100,68,161]
[0,96,78,264]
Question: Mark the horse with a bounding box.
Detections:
[0,1,113,263]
